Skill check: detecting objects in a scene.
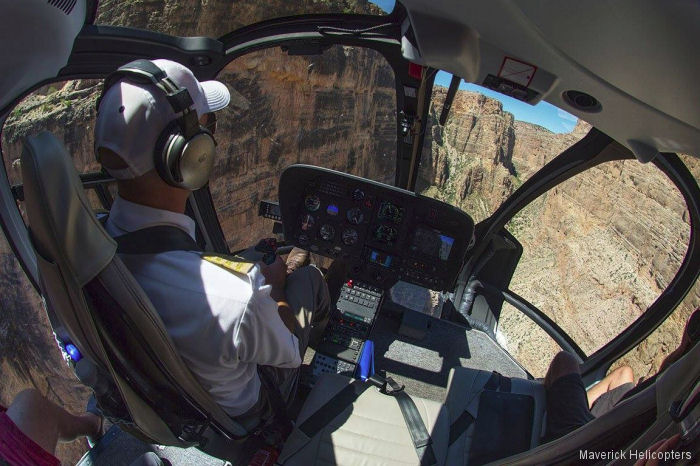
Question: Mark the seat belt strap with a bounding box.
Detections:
[377,376,437,466]
[113,225,202,254]
[392,390,438,466]
[449,410,475,445]
[448,371,511,445]
[298,379,372,437]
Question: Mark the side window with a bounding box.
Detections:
[610,154,699,379]
[497,303,562,378]
[2,79,110,215]
[505,159,692,359]
[0,81,100,463]
[210,45,397,251]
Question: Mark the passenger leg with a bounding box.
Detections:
[586,365,634,408]
[5,388,101,454]
[543,352,595,442]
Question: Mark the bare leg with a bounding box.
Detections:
[6,388,101,455]
[586,365,634,408]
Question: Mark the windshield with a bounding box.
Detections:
[95,0,395,38]
[416,75,696,376]
[209,45,397,251]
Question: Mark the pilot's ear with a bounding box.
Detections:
[97,147,129,170]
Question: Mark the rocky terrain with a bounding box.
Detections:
[0,1,698,463]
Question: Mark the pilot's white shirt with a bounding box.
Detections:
[105,196,301,416]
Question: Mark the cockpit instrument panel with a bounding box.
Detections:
[279,165,475,291]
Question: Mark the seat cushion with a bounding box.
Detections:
[279,374,450,465]
[443,367,546,465]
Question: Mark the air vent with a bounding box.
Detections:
[562,90,602,113]
[47,0,77,15]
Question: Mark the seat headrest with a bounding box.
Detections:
[21,131,116,285]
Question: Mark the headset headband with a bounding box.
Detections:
[97,59,200,138]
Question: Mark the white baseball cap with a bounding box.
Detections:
[94,59,230,179]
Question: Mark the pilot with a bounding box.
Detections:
[93,58,331,427]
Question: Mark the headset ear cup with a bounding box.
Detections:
[154,120,185,187]
[177,131,216,190]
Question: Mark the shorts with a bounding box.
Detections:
[544,373,595,442]
[0,405,59,466]
[590,382,635,417]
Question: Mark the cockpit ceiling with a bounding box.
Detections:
[400,0,700,159]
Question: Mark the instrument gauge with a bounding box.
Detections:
[304,194,321,212]
[346,207,364,225]
[298,233,310,246]
[319,224,335,241]
[342,228,359,245]
[351,188,365,201]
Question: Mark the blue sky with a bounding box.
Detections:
[370,0,396,13]
[433,72,578,134]
[368,2,577,133]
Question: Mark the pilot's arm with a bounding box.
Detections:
[234,263,302,368]
[260,256,297,333]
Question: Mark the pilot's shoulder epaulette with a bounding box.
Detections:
[201,253,256,276]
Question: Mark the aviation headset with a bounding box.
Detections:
[96,59,216,190]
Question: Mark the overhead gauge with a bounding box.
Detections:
[351,188,365,201]
[342,228,359,245]
[346,207,364,225]
[304,194,321,212]
[301,214,315,231]
[319,224,335,241]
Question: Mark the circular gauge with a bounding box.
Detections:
[319,224,335,241]
[346,207,364,225]
[304,194,321,212]
[351,188,365,201]
[298,233,310,246]
[374,225,398,244]
[342,228,359,245]
[300,214,315,231]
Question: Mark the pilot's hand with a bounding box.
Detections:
[260,255,287,299]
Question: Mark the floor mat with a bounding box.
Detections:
[370,313,527,402]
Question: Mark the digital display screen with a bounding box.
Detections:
[326,204,339,216]
[370,250,393,268]
[411,226,455,261]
